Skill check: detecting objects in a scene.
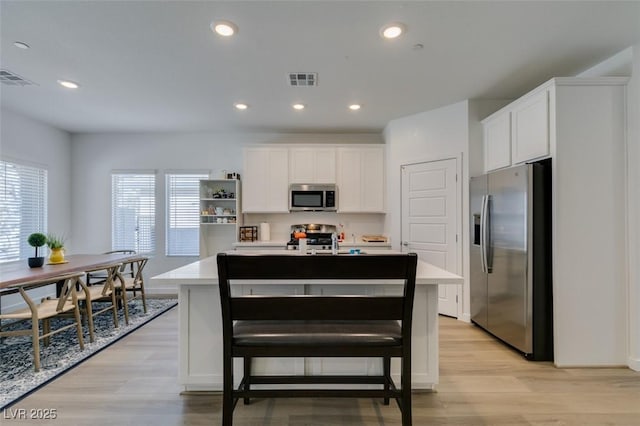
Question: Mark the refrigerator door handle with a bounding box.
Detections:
[480,195,488,273]
[482,194,492,273]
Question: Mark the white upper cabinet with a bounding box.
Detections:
[336,146,385,213]
[511,89,549,164]
[482,85,550,173]
[242,147,289,213]
[483,111,512,172]
[289,147,336,184]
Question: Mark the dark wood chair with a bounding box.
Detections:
[216,252,418,426]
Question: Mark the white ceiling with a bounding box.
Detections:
[1,1,639,134]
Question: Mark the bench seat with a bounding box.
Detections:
[217,253,417,426]
[233,320,402,346]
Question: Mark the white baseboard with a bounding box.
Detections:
[460,313,471,323]
[628,355,640,371]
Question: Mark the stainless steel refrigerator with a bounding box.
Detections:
[470,159,553,361]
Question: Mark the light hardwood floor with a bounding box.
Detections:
[4,306,640,425]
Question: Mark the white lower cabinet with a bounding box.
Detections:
[178,281,439,391]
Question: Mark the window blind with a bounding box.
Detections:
[166,173,208,256]
[0,160,47,263]
[111,173,156,254]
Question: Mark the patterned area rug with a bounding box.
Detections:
[0,298,177,410]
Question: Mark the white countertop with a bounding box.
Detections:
[151,251,463,286]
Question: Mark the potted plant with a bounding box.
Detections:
[46,233,66,264]
[27,232,47,268]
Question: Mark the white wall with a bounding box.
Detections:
[382,99,509,321]
[70,132,382,292]
[383,101,471,319]
[0,108,72,311]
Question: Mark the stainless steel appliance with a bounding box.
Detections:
[289,184,337,212]
[286,223,337,250]
[470,159,553,360]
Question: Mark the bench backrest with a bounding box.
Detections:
[216,253,418,342]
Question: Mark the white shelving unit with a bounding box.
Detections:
[199,179,242,259]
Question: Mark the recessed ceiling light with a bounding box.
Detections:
[292,103,305,110]
[234,103,248,110]
[57,79,79,89]
[13,41,30,49]
[381,22,406,39]
[211,20,238,37]
[349,104,361,111]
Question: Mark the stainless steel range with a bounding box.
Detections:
[286,224,337,251]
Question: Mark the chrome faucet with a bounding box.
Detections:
[331,232,339,255]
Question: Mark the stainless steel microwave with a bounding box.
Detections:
[289,184,337,212]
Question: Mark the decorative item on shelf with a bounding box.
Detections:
[226,172,240,180]
[213,188,226,198]
[46,233,66,264]
[239,226,258,242]
[27,232,47,268]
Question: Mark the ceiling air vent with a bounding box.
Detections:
[0,69,36,86]
[288,72,317,87]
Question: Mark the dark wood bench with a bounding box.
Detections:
[216,252,418,426]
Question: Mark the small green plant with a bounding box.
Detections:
[46,233,66,249]
[27,232,47,257]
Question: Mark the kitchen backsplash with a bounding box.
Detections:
[243,212,386,242]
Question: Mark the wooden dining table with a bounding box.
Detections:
[0,253,141,292]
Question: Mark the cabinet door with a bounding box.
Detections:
[336,148,362,212]
[314,148,336,183]
[289,147,336,184]
[483,112,511,172]
[243,147,289,212]
[512,89,549,164]
[360,147,385,212]
[337,146,384,213]
[289,148,315,183]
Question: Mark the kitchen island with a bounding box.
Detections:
[151,251,463,391]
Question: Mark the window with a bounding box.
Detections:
[166,173,208,256]
[0,159,47,263]
[112,172,156,254]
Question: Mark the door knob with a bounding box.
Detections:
[402,241,409,246]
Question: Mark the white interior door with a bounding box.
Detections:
[401,158,460,317]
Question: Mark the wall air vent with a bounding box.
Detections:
[288,72,317,87]
[0,69,36,86]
